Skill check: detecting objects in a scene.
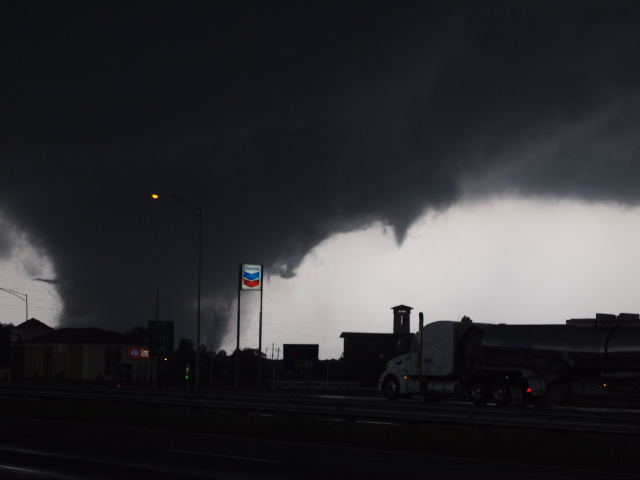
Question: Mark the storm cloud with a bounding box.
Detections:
[2,2,640,346]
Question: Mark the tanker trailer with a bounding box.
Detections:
[379,313,640,406]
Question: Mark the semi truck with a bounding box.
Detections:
[379,312,640,406]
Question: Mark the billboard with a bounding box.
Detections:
[127,347,150,359]
[241,264,262,290]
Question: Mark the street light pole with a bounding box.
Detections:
[151,193,203,392]
[0,287,28,321]
[196,204,202,392]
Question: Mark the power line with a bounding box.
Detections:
[262,328,342,341]
[265,312,390,329]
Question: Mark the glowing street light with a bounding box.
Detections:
[150,192,203,391]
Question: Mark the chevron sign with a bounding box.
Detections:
[241,264,262,290]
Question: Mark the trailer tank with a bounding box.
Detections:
[380,312,640,405]
[478,313,640,375]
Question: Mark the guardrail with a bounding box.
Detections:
[0,384,638,437]
[265,380,371,394]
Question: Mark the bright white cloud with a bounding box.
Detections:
[222,197,640,359]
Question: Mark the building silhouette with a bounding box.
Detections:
[340,305,415,386]
[10,323,149,384]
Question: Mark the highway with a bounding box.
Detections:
[0,384,639,436]
[0,385,639,478]
[0,415,637,479]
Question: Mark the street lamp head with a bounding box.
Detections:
[151,193,160,200]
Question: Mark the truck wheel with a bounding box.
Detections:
[382,376,400,400]
[492,381,511,407]
[470,379,488,406]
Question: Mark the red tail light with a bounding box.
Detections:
[526,387,533,393]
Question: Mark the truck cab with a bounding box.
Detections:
[379,351,419,399]
[379,320,463,399]
[380,318,492,399]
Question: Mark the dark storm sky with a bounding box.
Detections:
[2,2,640,346]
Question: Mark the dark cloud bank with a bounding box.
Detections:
[2,2,640,346]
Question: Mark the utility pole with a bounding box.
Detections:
[209,343,214,388]
[271,343,276,383]
[153,288,160,390]
[155,288,160,322]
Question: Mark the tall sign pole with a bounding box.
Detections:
[257,264,264,390]
[237,264,263,389]
[235,264,242,387]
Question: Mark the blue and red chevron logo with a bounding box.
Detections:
[243,271,260,281]
[241,265,262,289]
